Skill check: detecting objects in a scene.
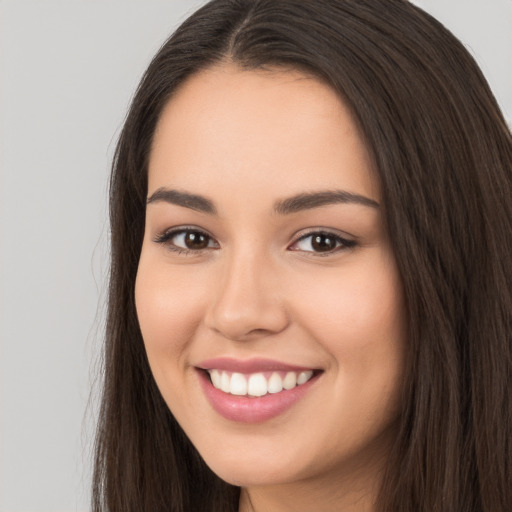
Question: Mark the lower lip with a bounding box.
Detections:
[197,370,320,423]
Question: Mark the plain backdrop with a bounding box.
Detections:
[0,1,510,511]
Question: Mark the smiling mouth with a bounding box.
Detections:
[205,369,320,397]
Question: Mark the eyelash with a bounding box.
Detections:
[153,226,357,257]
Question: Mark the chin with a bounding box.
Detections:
[195,437,317,488]
[206,459,297,488]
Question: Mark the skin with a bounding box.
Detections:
[135,63,407,512]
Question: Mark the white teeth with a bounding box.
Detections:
[230,372,247,396]
[248,373,267,396]
[283,371,297,390]
[267,372,283,394]
[221,371,231,393]
[297,370,313,385]
[210,369,221,389]
[207,369,315,397]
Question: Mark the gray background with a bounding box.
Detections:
[0,1,510,511]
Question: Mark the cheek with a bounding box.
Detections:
[134,257,208,367]
[289,250,406,427]
[295,257,405,430]
[291,252,405,359]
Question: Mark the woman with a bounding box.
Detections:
[92,1,512,511]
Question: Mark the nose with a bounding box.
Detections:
[203,250,289,342]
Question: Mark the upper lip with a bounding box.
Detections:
[196,357,318,374]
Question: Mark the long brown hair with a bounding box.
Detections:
[92,1,512,510]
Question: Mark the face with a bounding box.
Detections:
[135,64,406,494]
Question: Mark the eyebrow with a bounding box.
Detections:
[146,187,379,215]
[274,190,379,214]
[147,188,217,214]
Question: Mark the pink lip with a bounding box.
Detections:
[196,359,321,423]
[197,357,315,374]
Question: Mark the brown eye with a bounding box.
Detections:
[290,231,356,255]
[311,234,338,252]
[183,231,210,249]
[154,228,218,254]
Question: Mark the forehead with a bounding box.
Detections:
[148,63,379,207]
